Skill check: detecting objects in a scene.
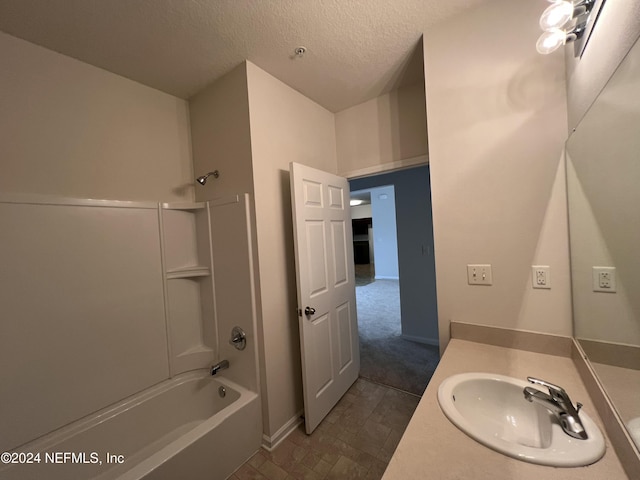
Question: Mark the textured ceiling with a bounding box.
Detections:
[0,0,484,112]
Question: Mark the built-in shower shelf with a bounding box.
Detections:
[161,202,206,211]
[173,345,214,374]
[165,266,211,279]
[160,200,216,376]
[177,344,213,357]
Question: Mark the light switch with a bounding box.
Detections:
[467,264,492,286]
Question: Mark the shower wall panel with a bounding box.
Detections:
[0,198,169,452]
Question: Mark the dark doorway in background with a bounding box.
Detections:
[349,165,439,396]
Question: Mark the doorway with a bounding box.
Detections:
[349,165,439,396]
[351,190,375,285]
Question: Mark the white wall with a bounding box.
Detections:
[190,63,255,200]
[423,0,573,351]
[0,32,193,202]
[0,32,198,449]
[336,82,428,178]
[368,186,400,279]
[245,61,339,442]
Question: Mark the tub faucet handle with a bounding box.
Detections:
[229,326,246,351]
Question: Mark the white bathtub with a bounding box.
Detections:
[0,371,261,480]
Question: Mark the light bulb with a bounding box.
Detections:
[540,1,574,30]
[536,29,567,54]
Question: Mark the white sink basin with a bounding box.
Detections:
[437,373,605,467]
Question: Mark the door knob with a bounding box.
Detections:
[304,306,316,316]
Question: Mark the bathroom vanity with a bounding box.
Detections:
[384,23,640,480]
[382,334,628,479]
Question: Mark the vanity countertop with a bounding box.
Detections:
[382,339,628,480]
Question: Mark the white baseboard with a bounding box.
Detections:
[374,275,399,280]
[400,334,439,347]
[261,410,304,451]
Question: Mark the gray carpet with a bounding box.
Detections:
[357,279,440,396]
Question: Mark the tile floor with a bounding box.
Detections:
[229,378,420,480]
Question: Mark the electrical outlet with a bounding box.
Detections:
[593,267,616,293]
[532,266,551,289]
[467,264,492,286]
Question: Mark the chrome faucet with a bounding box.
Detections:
[210,359,229,376]
[523,377,587,440]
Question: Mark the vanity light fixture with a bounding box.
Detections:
[350,199,363,206]
[536,0,599,56]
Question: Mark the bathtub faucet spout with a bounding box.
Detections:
[210,360,229,376]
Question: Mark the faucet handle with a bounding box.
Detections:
[527,377,567,397]
[229,326,246,351]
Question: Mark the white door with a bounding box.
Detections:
[290,162,360,434]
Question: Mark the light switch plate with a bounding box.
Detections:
[467,264,492,285]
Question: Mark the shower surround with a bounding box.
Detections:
[0,193,261,480]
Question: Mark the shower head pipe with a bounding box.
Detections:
[196,170,219,185]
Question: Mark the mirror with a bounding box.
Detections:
[566,35,640,450]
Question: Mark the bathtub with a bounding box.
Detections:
[0,371,261,480]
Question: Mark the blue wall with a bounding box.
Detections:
[350,165,438,344]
